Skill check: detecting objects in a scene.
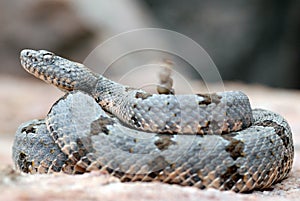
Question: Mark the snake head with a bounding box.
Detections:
[20,49,98,93]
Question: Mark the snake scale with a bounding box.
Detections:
[12,49,294,192]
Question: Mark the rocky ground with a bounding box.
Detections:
[0,75,299,201]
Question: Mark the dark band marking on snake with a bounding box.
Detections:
[12,49,294,192]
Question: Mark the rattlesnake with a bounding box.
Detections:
[12,49,294,192]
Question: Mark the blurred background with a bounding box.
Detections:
[0,0,299,88]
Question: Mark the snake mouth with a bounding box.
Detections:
[20,49,45,72]
[20,49,40,78]
[20,49,35,74]
[20,49,35,69]
[20,49,57,80]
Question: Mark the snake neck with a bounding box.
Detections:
[92,76,138,113]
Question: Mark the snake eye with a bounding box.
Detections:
[43,53,54,62]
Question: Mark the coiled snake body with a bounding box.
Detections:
[12,49,294,192]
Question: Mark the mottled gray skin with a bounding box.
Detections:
[13,49,294,192]
[20,49,253,134]
[13,92,293,192]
